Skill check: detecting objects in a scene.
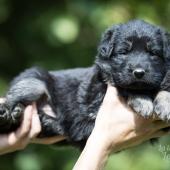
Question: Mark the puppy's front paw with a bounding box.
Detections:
[0,103,24,128]
[128,95,153,118]
[11,103,24,123]
[0,103,10,125]
[154,91,170,121]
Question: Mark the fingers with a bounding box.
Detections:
[16,105,33,139]
[15,103,41,140]
[7,105,33,145]
[31,136,67,144]
[151,129,170,138]
[146,120,170,138]
[28,103,41,139]
[0,103,50,154]
[16,103,41,150]
[7,103,41,150]
[153,120,170,128]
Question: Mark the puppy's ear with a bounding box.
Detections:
[95,25,119,83]
[97,25,118,59]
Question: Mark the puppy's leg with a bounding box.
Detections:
[128,95,153,118]
[38,112,64,137]
[67,115,95,142]
[0,103,25,133]
[154,71,170,121]
[0,68,52,133]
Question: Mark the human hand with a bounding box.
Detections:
[92,84,170,152]
[0,103,41,155]
[73,84,170,170]
[0,99,66,155]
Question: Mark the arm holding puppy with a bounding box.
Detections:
[73,84,170,170]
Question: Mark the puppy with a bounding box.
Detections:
[0,20,170,148]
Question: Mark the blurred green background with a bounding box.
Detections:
[0,0,170,169]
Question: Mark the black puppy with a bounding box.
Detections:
[0,20,170,148]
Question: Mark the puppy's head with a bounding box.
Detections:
[95,20,170,91]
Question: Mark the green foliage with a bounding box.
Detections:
[0,0,170,169]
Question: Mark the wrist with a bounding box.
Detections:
[73,132,111,170]
[88,130,114,153]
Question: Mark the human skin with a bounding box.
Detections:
[73,84,170,170]
[0,99,66,155]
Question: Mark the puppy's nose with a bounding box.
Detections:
[133,68,145,79]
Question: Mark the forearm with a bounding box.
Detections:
[73,130,120,170]
[73,131,113,170]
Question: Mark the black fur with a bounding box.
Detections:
[1,20,170,148]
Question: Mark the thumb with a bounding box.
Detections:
[102,84,120,105]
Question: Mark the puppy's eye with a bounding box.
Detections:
[117,49,129,55]
[116,41,132,55]
[147,43,162,57]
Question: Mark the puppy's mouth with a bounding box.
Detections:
[124,82,158,90]
[114,79,160,90]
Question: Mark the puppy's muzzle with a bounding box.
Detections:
[133,68,145,79]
